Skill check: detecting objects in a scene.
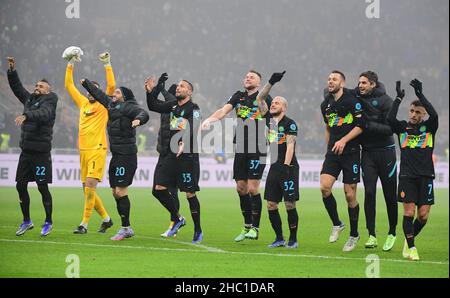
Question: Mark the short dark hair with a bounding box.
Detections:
[359,71,378,85]
[331,70,345,81]
[411,100,423,108]
[39,78,51,86]
[248,70,262,79]
[91,81,100,87]
[182,80,194,92]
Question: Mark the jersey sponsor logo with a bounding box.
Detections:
[326,112,353,127]
[399,132,433,149]
[170,113,188,130]
[235,104,263,120]
[267,129,286,144]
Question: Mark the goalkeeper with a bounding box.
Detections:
[63,47,114,234]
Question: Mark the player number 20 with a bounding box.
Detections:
[115,167,125,176]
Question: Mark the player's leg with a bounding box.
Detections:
[233,153,252,241]
[246,154,265,239]
[378,149,398,251]
[92,150,112,230]
[265,166,284,247]
[111,186,135,241]
[15,152,34,236]
[402,202,417,260]
[246,178,263,240]
[320,154,344,242]
[361,151,378,248]
[33,152,53,236]
[267,201,285,248]
[284,165,299,248]
[179,156,201,242]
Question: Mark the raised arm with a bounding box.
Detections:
[6,57,30,104]
[81,78,111,108]
[257,71,286,116]
[145,76,175,113]
[124,101,150,128]
[410,79,438,124]
[64,62,89,109]
[99,52,116,96]
[387,81,406,134]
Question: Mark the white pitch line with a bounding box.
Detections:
[0,238,448,266]
[0,225,224,253]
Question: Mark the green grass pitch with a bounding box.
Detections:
[0,187,448,277]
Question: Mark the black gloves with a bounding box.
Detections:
[410,78,423,97]
[168,84,177,96]
[158,72,169,89]
[269,71,286,85]
[395,81,405,101]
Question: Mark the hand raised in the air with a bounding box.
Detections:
[144,76,156,93]
[7,57,15,71]
[395,81,405,101]
[269,71,286,85]
[410,78,423,98]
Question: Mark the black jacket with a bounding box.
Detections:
[82,79,149,155]
[355,83,396,150]
[147,84,176,156]
[7,69,57,153]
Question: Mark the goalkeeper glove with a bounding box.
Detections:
[98,52,111,66]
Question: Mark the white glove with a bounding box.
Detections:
[98,52,111,66]
[62,46,83,63]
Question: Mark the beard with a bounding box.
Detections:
[270,110,281,117]
[329,86,341,94]
[176,94,186,101]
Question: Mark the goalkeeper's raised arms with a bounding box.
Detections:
[62,46,84,64]
[98,52,111,66]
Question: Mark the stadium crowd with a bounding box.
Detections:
[0,0,448,158]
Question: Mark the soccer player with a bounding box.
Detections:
[263,88,300,249]
[81,79,149,240]
[150,74,182,237]
[320,70,364,252]
[7,57,58,237]
[356,71,398,251]
[64,49,114,234]
[387,79,438,261]
[201,70,272,242]
[145,75,203,244]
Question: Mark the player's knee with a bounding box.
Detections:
[267,201,278,210]
[248,188,259,196]
[284,201,296,210]
[236,184,247,195]
[418,211,429,222]
[154,185,167,191]
[320,184,332,197]
[115,187,128,198]
[37,183,49,194]
[186,192,196,198]
[16,181,27,194]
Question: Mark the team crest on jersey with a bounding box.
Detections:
[279,126,284,132]
[371,100,378,106]
[253,100,258,106]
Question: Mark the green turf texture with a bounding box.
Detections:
[0,187,448,277]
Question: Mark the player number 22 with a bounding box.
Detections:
[35,166,46,176]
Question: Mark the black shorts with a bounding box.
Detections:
[109,154,137,188]
[321,151,361,184]
[264,163,299,203]
[398,177,435,206]
[153,153,200,192]
[16,150,52,184]
[233,153,266,180]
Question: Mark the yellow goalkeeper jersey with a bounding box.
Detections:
[64,64,116,150]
